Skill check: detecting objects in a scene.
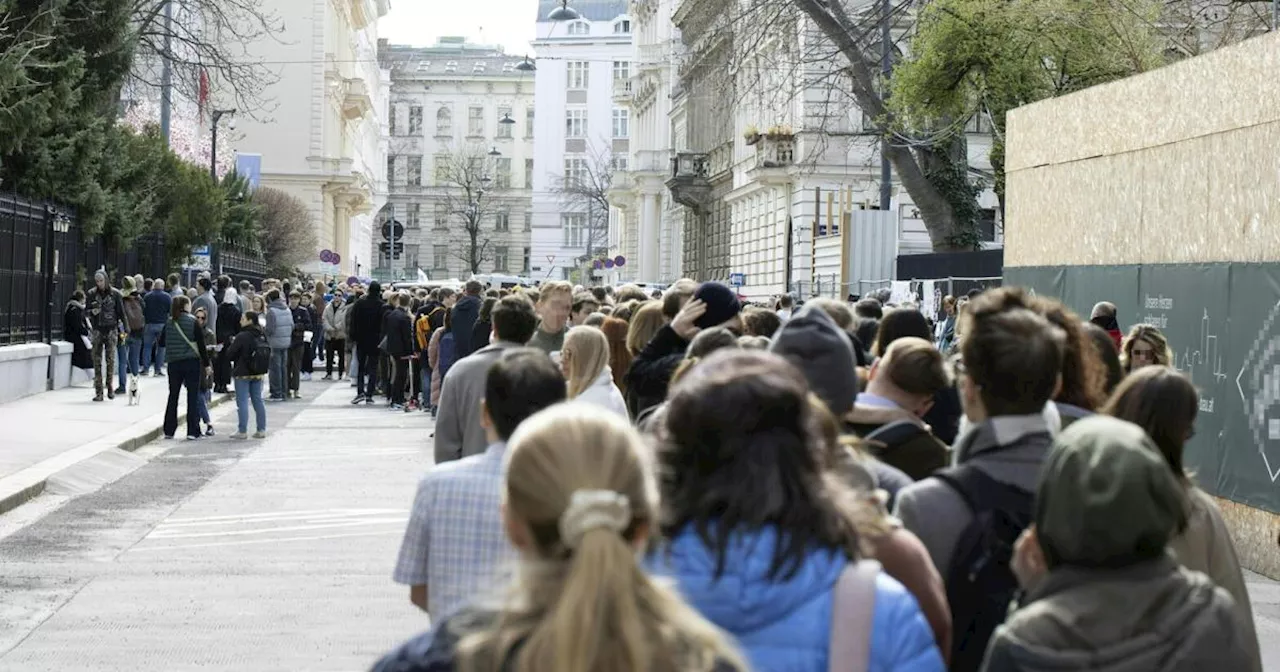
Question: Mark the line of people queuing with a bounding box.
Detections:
[373,279,1259,671]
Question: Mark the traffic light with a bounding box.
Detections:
[379,241,405,258]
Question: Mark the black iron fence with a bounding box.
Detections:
[0,191,267,347]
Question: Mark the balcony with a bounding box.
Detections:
[665,152,712,214]
[342,77,373,120]
[634,149,670,174]
[612,78,634,103]
[753,135,795,169]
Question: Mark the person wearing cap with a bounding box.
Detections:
[981,415,1251,672]
[623,282,742,419]
[85,269,126,401]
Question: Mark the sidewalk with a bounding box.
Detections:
[0,374,229,515]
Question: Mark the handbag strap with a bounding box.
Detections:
[828,559,879,672]
[169,316,199,352]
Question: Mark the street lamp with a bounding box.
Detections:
[211,109,236,181]
[546,0,580,21]
[43,205,70,343]
[515,57,536,72]
[499,112,516,125]
[488,146,502,157]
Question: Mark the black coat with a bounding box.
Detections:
[226,325,266,378]
[349,294,385,350]
[471,319,492,352]
[64,301,93,370]
[216,302,242,344]
[622,325,688,419]
[290,305,312,346]
[383,309,415,358]
[451,294,482,358]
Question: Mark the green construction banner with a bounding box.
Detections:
[1006,263,1280,514]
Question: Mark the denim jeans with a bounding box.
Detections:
[235,378,267,433]
[142,323,166,374]
[269,347,288,399]
[118,335,141,388]
[195,387,211,425]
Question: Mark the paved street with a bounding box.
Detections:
[2,377,1280,670]
[0,380,432,670]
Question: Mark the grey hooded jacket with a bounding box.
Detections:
[264,298,294,349]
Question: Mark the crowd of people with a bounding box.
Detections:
[63,269,1259,670]
[373,279,1259,672]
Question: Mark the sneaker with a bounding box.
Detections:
[107,389,116,400]
[93,393,104,402]
[389,403,404,411]
[301,372,312,382]
[185,435,200,441]
[205,425,215,437]
[230,432,248,440]
[364,397,375,405]
[351,395,366,405]
[322,374,332,381]
[163,434,174,440]
[252,431,267,439]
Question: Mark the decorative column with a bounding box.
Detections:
[334,201,351,274]
[640,191,660,281]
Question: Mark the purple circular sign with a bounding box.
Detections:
[593,260,603,270]
[332,252,341,264]
[320,250,333,263]
[614,255,626,267]
[604,258,615,268]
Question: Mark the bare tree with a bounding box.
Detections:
[125,0,284,115]
[254,187,316,275]
[436,143,509,275]
[551,143,613,268]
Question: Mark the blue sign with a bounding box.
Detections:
[235,153,262,190]
[729,273,746,287]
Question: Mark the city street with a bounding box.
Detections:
[2,377,1280,670]
[0,381,432,670]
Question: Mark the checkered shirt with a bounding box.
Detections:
[393,443,517,619]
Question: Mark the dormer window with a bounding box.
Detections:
[473,61,486,73]
[445,60,457,72]
[416,61,431,71]
[502,62,515,73]
[567,21,589,35]
[614,18,631,34]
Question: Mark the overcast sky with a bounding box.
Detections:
[379,0,539,56]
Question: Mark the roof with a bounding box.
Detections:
[535,0,629,22]
[380,41,531,78]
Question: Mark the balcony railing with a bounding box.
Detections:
[634,149,670,173]
[753,136,795,169]
[666,152,713,214]
[612,78,634,102]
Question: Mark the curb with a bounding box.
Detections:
[0,393,233,516]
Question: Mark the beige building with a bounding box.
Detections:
[235,0,389,277]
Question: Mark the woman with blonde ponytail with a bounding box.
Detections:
[374,403,746,672]
[560,327,628,418]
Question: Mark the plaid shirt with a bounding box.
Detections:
[393,443,517,619]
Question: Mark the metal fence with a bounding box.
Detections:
[789,274,1003,318]
[0,191,268,347]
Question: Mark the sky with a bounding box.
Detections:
[378,0,540,56]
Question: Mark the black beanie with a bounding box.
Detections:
[693,282,741,328]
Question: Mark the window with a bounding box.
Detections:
[611,155,629,171]
[494,246,509,271]
[436,107,452,135]
[612,61,630,82]
[388,105,397,135]
[564,156,587,185]
[612,108,629,138]
[524,211,532,232]
[566,61,589,89]
[524,158,534,188]
[496,106,512,138]
[495,158,512,188]
[434,204,449,230]
[407,203,421,228]
[567,21,589,35]
[495,213,510,232]
[405,244,420,269]
[434,154,450,183]
[614,19,631,34]
[445,61,457,73]
[433,245,449,270]
[409,106,423,135]
[565,109,587,138]
[407,155,422,186]
[525,108,534,138]
[472,61,486,73]
[468,106,484,136]
[522,246,531,272]
[561,213,587,248]
[387,155,398,185]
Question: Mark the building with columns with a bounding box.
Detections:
[605,0,683,284]
[235,0,390,277]
[531,0,634,282]
[378,38,536,281]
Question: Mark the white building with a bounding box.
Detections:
[531,0,635,282]
[234,0,389,277]
[378,38,537,281]
[605,0,683,284]
[662,0,999,301]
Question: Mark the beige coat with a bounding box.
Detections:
[1168,486,1261,672]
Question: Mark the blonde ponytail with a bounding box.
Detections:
[456,403,743,672]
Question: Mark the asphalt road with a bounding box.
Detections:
[1,379,1279,670]
[0,380,432,670]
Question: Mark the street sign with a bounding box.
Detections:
[234,153,262,190]
[320,249,334,263]
[185,245,211,271]
[332,252,341,265]
[379,242,405,258]
[614,255,626,267]
[604,258,615,268]
[381,220,405,241]
[729,273,746,287]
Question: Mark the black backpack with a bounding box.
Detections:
[248,332,272,376]
[93,289,119,330]
[933,464,1034,672]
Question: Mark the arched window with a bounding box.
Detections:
[436,107,452,135]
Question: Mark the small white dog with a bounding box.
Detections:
[127,373,140,406]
